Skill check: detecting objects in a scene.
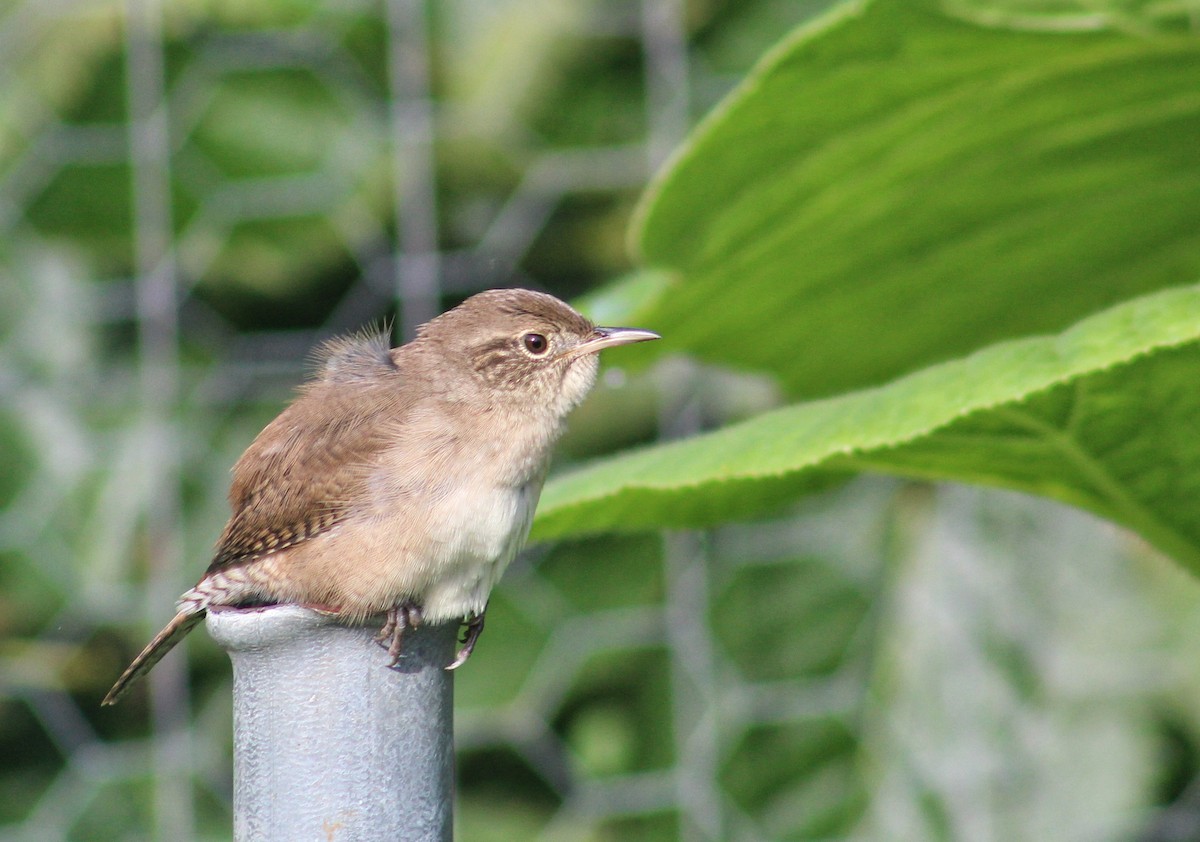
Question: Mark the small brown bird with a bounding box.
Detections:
[103,288,658,705]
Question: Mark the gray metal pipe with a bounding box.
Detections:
[206,605,455,842]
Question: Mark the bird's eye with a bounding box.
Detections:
[522,333,549,356]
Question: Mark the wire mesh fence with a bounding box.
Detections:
[4,1,1200,840]
[0,1,795,838]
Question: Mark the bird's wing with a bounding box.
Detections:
[205,375,409,575]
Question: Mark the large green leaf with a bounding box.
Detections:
[629,0,1200,397]
[534,284,1200,573]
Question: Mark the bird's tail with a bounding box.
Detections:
[102,609,206,706]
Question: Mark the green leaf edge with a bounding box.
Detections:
[572,268,673,327]
[534,283,1200,546]
[627,0,870,262]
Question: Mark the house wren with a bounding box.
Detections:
[102,288,658,706]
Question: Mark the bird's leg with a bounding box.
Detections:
[375,601,423,666]
[447,610,486,671]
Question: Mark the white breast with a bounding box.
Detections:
[417,478,541,621]
[355,399,560,622]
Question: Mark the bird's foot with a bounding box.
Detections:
[447,611,486,671]
[375,601,423,666]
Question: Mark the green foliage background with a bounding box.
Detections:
[4,0,1200,839]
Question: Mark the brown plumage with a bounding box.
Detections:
[103,289,658,706]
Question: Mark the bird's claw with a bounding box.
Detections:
[375,602,423,666]
[447,612,485,670]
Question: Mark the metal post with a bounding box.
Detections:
[206,605,456,842]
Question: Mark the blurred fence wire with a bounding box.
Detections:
[3,1,1200,841]
[0,0,750,838]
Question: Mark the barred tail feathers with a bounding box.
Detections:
[102,609,206,706]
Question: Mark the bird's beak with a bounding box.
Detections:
[566,326,660,358]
